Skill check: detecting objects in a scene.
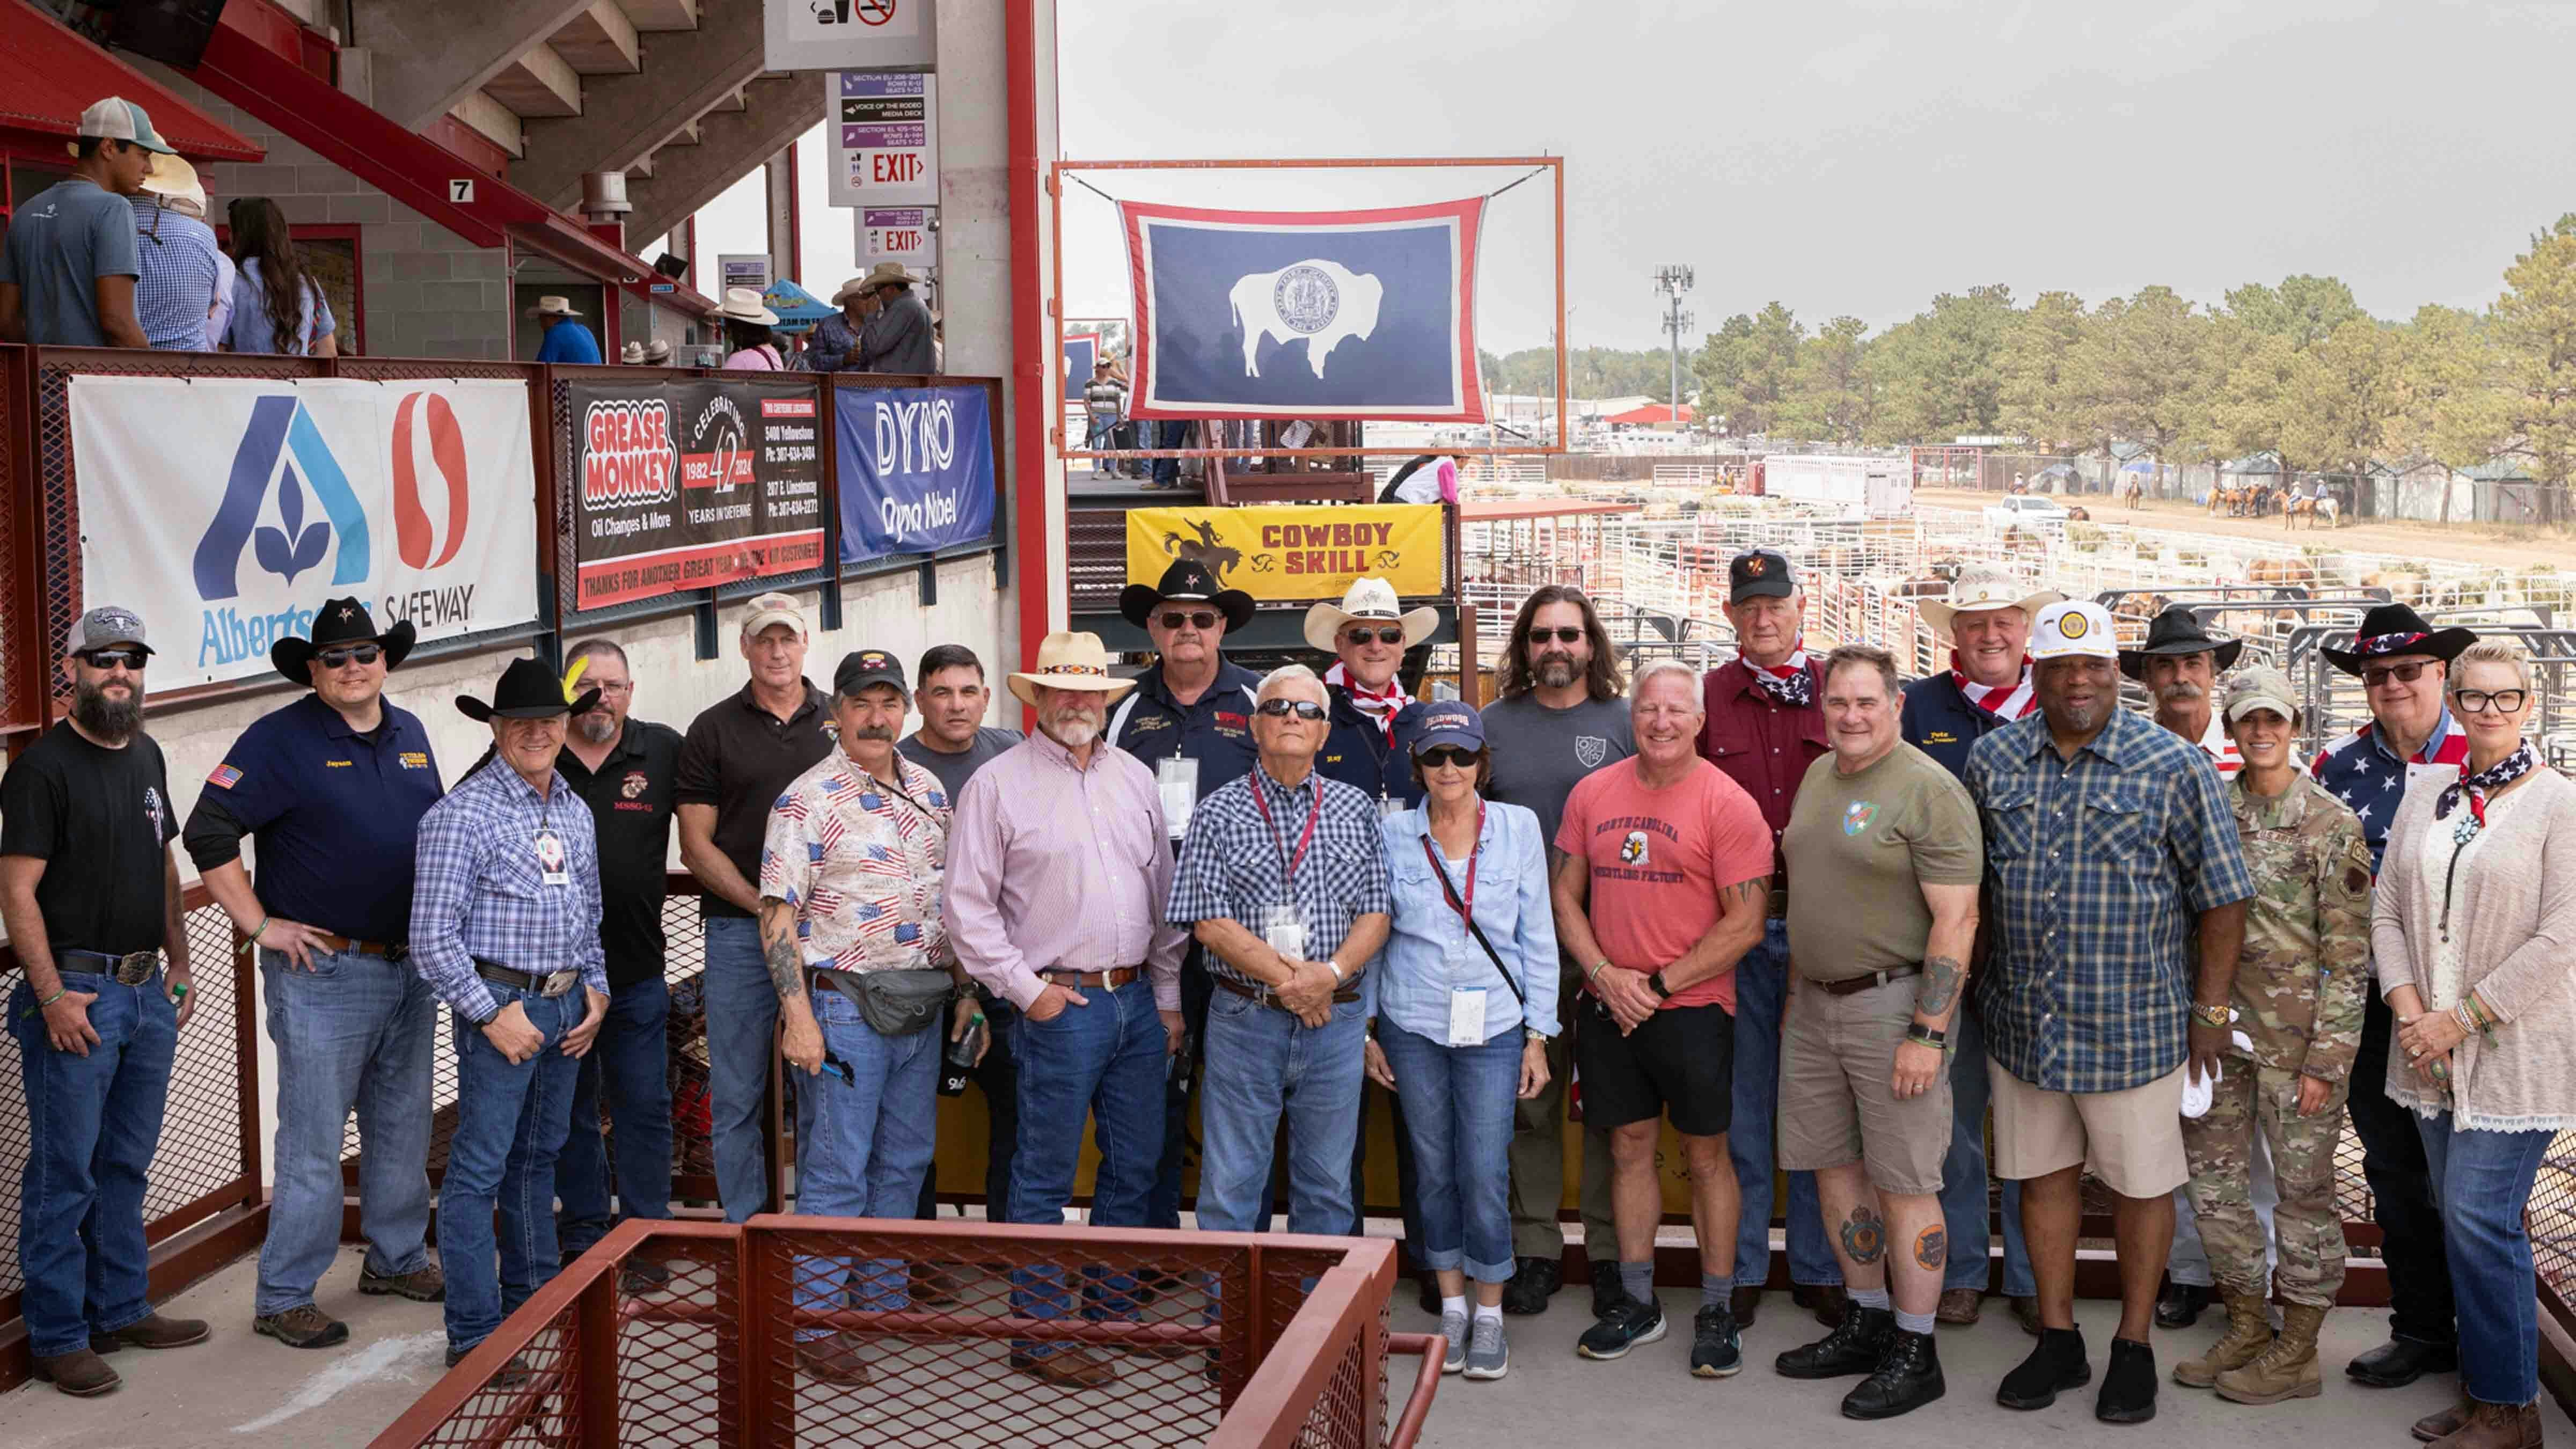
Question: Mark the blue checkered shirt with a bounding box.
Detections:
[1965,709,2255,1093]
[1167,763,1392,985]
[128,199,223,351]
[409,761,609,1021]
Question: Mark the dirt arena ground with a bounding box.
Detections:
[1911,486,2573,573]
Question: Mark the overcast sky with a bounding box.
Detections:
[696,1,2570,354]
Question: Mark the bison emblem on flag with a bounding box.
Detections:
[1230,260,1384,379]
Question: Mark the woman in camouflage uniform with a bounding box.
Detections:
[2175,667,2373,1404]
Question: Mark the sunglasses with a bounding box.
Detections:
[1343,626,1405,646]
[1254,699,1327,721]
[1418,745,1483,769]
[76,648,147,671]
[318,644,383,670]
[1526,626,1585,645]
[2363,660,2433,689]
[1157,610,1219,632]
[2452,688,2528,714]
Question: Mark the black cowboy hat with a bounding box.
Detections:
[2118,604,2245,679]
[270,596,417,685]
[1119,558,1255,633]
[457,656,602,722]
[2320,603,2478,677]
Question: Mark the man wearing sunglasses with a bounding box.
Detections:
[185,598,446,1351]
[1305,578,1436,812]
[2309,604,2476,1390]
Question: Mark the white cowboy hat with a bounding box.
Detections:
[139,153,207,215]
[718,286,779,326]
[830,275,874,305]
[1008,631,1136,710]
[1302,577,1438,655]
[642,339,672,363]
[1916,564,2064,634]
[861,260,930,288]
[619,340,647,364]
[527,295,583,318]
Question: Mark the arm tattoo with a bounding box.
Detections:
[1722,877,1769,910]
[1917,955,1965,1018]
[764,928,808,1003]
[1913,1225,1947,1272]
[1840,1205,1885,1264]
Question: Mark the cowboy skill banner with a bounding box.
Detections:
[833,383,998,563]
[1118,197,1487,422]
[565,378,828,609]
[68,375,541,688]
[1124,504,1444,604]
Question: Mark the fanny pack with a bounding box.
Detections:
[813,965,954,1037]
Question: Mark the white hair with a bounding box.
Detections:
[1630,658,1705,711]
[1257,663,1326,704]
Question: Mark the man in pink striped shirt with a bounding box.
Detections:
[944,631,1187,1390]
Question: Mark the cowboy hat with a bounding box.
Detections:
[1120,558,1254,632]
[830,275,874,306]
[140,153,207,215]
[2118,604,2245,678]
[458,656,600,722]
[1302,577,1437,654]
[620,340,647,364]
[270,597,416,685]
[1007,631,1136,711]
[1917,564,2064,634]
[2319,603,2478,677]
[526,295,583,318]
[861,261,930,289]
[718,286,779,326]
[642,339,672,363]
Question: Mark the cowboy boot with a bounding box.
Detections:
[2215,1302,2325,1404]
[2430,1399,2543,1449]
[2172,1291,2272,1389]
[2416,1398,2475,1444]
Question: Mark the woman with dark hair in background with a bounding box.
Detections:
[222,197,335,357]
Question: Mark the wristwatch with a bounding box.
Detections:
[1525,1027,1552,1044]
[2191,1000,2230,1029]
[1646,970,1673,1000]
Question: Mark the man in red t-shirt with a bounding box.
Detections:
[1553,660,1774,1378]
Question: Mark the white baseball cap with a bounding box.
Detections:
[2028,600,2118,661]
[77,97,175,156]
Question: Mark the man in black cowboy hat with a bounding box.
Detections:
[2122,604,2249,784]
[185,598,447,1351]
[2311,604,2476,1387]
[410,657,611,1371]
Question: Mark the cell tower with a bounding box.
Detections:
[1656,265,1694,423]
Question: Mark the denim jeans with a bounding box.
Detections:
[1197,991,1366,1235]
[793,984,939,1342]
[1151,955,1277,1230]
[2417,1111,2552,1404]
[440,984,582,1353]
[1730,921,1839,1289]
[1009,980,1167,1351]
[700,916,781,1222]
[1382,1023,1519,1284]
[9,968,177,1357]
[255,946,436,1315]
[555,977,674,1255]
[1151,420,1181,488]
[1939,1004,2032,1297]
[919,996,1019,1220]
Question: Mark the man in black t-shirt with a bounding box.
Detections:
[1,606,206,1396]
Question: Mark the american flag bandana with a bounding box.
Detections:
[1324,660,1407,740]
[1951,652,2037,719]
[1745,647,1814,708]
[2437,741,2536,831]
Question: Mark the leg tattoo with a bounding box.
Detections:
[1841,1205,1885,1264]
[1913,1225,1946,1271]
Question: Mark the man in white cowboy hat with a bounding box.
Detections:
[0,96,171,348]
[619,340,647,365]
[1898,562,2061,1331]
[946,632,1189,1390]
[129,153,224,352]
[1308,578,1436,811]
[857,260,937,375]
[716,287,785,370]
[529,294,602,365]
[642,338,672,365]
[808,275,874,373]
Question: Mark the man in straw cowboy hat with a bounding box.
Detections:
[528,294,602,364]
[1308,577,1436,811]
[1899,563,2062,1331]
[809,275,874,374]
[130,153,224,352]
[408,657,611,1372]
[947,632,1189,1389]
[857,260,937,375]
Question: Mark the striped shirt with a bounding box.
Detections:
[759,750,950,975]
[408,762,609,1022]
[1166,763,1392,985]
[2193,713,2242,778]
[128,199,223,351]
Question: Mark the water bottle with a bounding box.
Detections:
[939,1013,986,1097]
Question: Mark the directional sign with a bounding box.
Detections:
[826,72,938,209]
[858,207,937,268]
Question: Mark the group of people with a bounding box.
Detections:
[8,551,2571,1447]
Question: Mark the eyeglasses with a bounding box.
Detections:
[1343,626,1405,646]
[318,644,382,670]
[1254,699,1327,721]
[591,679,636,694]
[2452,688,2528,714]
[76,648,147,671]
[1526,627,1586,645]
[2363,660,2433,689]
[1418,745,1482,769]
[1157,610,1219,632]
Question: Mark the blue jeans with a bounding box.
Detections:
[10,968,177,1357]
[1730,921,1839,1289]
[1197,991,1366,1235]
[1151,421,1181,487]
[701,916,781,1222]
[255,946,436,1315]
[1151,955,1276,1231]
[1939,1004,2032,1296]
[2417,1111,2552,1404]
[793,985,939,1341]
[439,984,582,1353]
[1382,1022,1519,1284]
[555,977,674,1255]
[1009,980,1167,1351]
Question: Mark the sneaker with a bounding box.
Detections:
[1689,1304,1743,1378]
[1588,1271,1624,1321]
[1776,1305,1893,1379]
[1440,1307,1469,1374]
[253,1305,350,1349]
[1844,1329,1945,1420]
[360,1262,447,1302]
[1464,1315,1510,1380]
[2096,1336,2158,1424]
[1576,1293,1667,1361]
[1501,1257,1558,1316]
[1996,1325,2090,1410]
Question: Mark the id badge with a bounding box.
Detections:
[1261,904,1306,963]
[1378,794,1407,821]
[1447,987,1488,1047]
[1157,756,1199,840]
[533,829,571,887]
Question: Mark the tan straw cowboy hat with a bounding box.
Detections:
[830,275,874,305]
[1302,577,1437,654]
[526,295,583,318]
[1008,631,1136,710]
[1916,564,2063,635]
[718,286,779,326]
[861,260,930,288]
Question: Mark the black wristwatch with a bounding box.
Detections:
[1647,970,1673,1000]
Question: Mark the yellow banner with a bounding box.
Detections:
[1124,504,1444,603]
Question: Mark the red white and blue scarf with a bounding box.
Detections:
[1950,652,2037,720]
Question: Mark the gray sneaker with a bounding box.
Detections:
[1465,1314,1509,1380]
[1440,1308,1469,1374]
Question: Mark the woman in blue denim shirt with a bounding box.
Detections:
[1364,700,1559,1382]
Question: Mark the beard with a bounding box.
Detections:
[72,679,143,741]
[1535,652,1579,689]
[575,711,619,744]
[1046,709,1102,748]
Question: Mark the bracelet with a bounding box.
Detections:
[2191,1001,2230,1029]
[251,915,272,942]
[36,985,65,1009]
[1326,961,1344,984]
[1586,960,1611,986]
[1906,1024,1948,1047]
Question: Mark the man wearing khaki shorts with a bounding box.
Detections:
[1964,602,2253,1427]
[1775,647,1982,1421]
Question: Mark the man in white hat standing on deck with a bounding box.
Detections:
[808,276,874,373]
[130,154,224,352]
[857,261,937,374]
[529,294,601,365]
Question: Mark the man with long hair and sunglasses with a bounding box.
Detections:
[185,598,447,1351]
[1481,585,1633,1316]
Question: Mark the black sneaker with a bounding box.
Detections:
[1502,1257,1560,1316]
[1776,1305,1894,1379]
[1996,1325,2090,1410]
[1576,1293,1667,1361]
[1689,1305,1744,1378]
[1844,1329,1945,1420]
[1589,1271,1625,1321]
[2096,1336,2158,1424]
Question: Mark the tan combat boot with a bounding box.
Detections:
[2172,1290,2273,1388]
[2215,1301,2325,1403]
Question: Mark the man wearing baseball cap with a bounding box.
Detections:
[0,97,171,348]
[1964,601,2254,1424]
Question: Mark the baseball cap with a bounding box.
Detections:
[740,591,806,639]
[73,604,153,656]
[1409,700,1485,756]
[1729,548,1796,603]
[2028,601,2118,661]
[2223,667,2301,724]
[833,648,908,700]
[77,97,176,156]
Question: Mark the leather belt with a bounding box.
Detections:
[473,959,580,998]
[1766,887,1790,920]
[1216,974,1359,1011]
[1813,964,1923,997]
[1044,965,1141,990]
[60,949,160,986]
[311,931,407,961]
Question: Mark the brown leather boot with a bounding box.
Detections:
[32,1347,121,1396]
[91,1312,210,1352]
[2417,1397,2475,1444]
[2172,1291,2272,1389]
[2430,1399,2542,1449]
[2216,1302,2324,1404]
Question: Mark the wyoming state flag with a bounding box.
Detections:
[1118,197,1487,423]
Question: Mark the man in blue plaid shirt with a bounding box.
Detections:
[1167,664,1392,1236]
[1965,601,2251,1425]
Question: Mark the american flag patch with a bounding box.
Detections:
[208,765,243,789]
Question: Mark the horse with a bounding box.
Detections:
[1162,518,1244,583]
[2285,495,2316,530]
[2121,476,2145,512]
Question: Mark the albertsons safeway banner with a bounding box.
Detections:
[69,376,541,687]
[834,383,997,563]
[567,378,827,609]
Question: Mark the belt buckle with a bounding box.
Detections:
[542,969,579,998]
[115,950,158,985]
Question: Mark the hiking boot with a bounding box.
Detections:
[90,1312,209,1352]
[32,1348,120,1396]
[253,1304,349,1349]
[1501,1257,1558,1316]
[2430,1400,2543,1449]
[795,1333,873,1385]
[1439,1307,1469,1374]
[1689,1304,1743,1378]
[2418,1398,2476,1443]
[2174,1290,2273,1388]
[360,1262,446,1302]
[2096,1336,2160,1424]
[1463,1315,1510,1380]
[2216,1302,2325,1405]
[1843,1328,1944,1420]
[1776,1305,1894,1379]
[1936,1288,1981,1326]
[1576,1293,1667,1361]
[1996,1325,2090,1410]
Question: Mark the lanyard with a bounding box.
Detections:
[1419,802,1483,926]
[1249,773,1323,885]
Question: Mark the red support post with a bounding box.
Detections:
[574,1272,620,1448]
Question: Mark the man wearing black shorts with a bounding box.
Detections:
[1550,660,1774,1379]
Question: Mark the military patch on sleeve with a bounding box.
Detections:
[2346,867,2369,895]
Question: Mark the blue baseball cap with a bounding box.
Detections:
[1410,700,1485,755]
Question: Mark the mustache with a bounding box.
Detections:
[853,725,897,742]
[2157,681,2206,704]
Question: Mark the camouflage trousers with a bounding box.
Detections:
[2180,1064,2350,1307]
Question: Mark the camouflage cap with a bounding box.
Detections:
[2223,665,2300,724]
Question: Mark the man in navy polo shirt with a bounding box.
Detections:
[186,598,447,1351]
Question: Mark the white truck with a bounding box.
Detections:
[1760,453,1913,516]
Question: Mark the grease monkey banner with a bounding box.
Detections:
[567,378,826,609]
